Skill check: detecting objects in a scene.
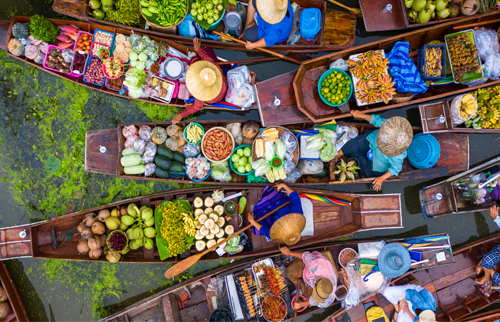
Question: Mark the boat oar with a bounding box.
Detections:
[293,278,302,322]
[164,201,291,279]
[326,0,362,17]
[212,31,302,65]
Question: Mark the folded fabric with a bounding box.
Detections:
[387,41,428,95]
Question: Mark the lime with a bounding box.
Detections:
[243,147,251,157]
[324,88,329,93]
[232,154,240,163]
[337,74,341,78]
[238,156,247,166]
[237,165,246,173]
[245,163,252,172]
[237,149,244,157]
[248,156,253,163]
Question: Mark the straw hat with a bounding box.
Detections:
[312,278,334,304]
[256,0,288,24]
[419,310,436,322]
[377,116,413,157]
[378,243,411,278]
[186,60,223,102]
[269,213,305,246]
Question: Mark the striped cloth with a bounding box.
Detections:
[250,186,289,236]
[386,41,428,95]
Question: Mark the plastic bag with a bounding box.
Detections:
[225,83,255,108]
[144,141,157,158]
[463,76,488,87]
[285,152,294,162]
[124,135,139,149]
[286,5,301,45]
[329,58,349,72]
[145,59,154,70]
[264,141,275,162]
[227,66,251,89]
[251,158,271,177]
[34,49,45,64]
[178,14,220,40]
[484,53,500,81]
[133,139,147,153]
[226,123,243,146]
[62,49,75,64]
[297,159,323,175]
[129,34,142,47]
[274,139,286,160]
[183,144,200,158]
[282,168,302,183]
[282,131,297,152]
[143,155,155,163]
[139,125,152,141]
[123,125,138,138]
[336,126,358,151]
[211,160,232,182]
[318,129,337,162]
[474,28,499,62]
[450,93,468,125]
[144,163,156,176]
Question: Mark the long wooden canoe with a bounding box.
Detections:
[100,233,452,322]
[281,11,500,124]
[85,120,469,186]
[323,232,500,322]
[52,0,357,53]
[466,309,500,322]
[0,263,29,322]
[2,16,260,111]
[420,155,500,220]
[0,186,402,263]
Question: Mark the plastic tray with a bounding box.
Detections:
[111,33,130,63]
[92,29,114,48]
[83,56,106,86]
[296,132,320,160]
[444,29,484,84]
[252,258,274,286]
[90,42,110,59]
[74,31,92,53]
[105,76,125,92]
[70,50,88,76]
[148,75,177,103]
[418,44,446,81]
[43,45,80,78]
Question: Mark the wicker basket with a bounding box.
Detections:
[392,92,414,104]
[140,5,188,34]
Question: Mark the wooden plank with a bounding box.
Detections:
[433,133,469,172]
[85,129,120,176]
[360,195,400,211]
[178,302,211,321]
[162,295,175,322]
[358,0,406,31]
[313,211,340,223]
[322,9,357,50]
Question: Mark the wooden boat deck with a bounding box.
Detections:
[323,232,500,322]
[0,187,402,263]
[0,263,29,322]
[52,0,357,53]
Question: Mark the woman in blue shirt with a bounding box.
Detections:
[248,183,304,242]
[333,110,413,191]
[239,0,293,50]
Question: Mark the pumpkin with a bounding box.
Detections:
[167,124,180,136]
[8,38,25,57]
[12,23,29,39]
[151,127,167,144]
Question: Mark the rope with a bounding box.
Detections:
[338,313,351,322]
[299,193,351,206]
[53,228,78,248]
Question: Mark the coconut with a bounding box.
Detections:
[204,219,215,230]
[0,302,11,319]
[206,239,217,249]
[200,226,209,236]
[206,233,215,240]
[198,214,208,225]
[204,197,214,208]
[209,213,219,222]
[193,197,203,208]
[83,213,97,227]
[121,215,135,226]
[426,1,436,12]
[100,234,108,246]
[120,206,128,216]
[111,208,121,218]
[88,235,102,250]
[436,0,447,10]
[98,209,111,222]
[225,225,234,235]
[105,216,121,230]
[215,229,225,238]
[195,240,206,251]
[81,227,93,240]
[417,8,432,23]
[210,224,220,235]
[144,227,156,238]
[214,205,224,216]
[242,121,259,139]
[106,250,121,263]
[77,238,90,254]
[120,222,129,231]
[77,222,86,234]
[194,209,204,217]
[405,0,414,8]
[204,207,214,215]
[412,0,427,11]
[460,0,479,15]
[89,248,103,260]
[450,3,460,16]
[127,203,140,217]
[217,216,225,227]
[437,7,450,18]
[144,237,154,249]
[92,221,106,235]
[0,287,6,303]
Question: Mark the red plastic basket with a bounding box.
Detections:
[102,57,124,79]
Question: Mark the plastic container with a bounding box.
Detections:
[92,29,114,48]
[418,44,446,81]
[187,166,211,182]
[74,31,92,53]
[105,76,125,92]
[207,9,226,31]
[271,156,284,170]
[252,258,274,286]
[318,68,353,107]
[296,132,320,160]
[83,56,106,86]
[70,50,88,76]
[338,247,358,267]
[291,294,307,312]
[102,57,124,79]
[229,144,254,176]
[43,45,80,77]
[111,33,130,63]
[300,8,322,41]
[407,133,441,169]
[183,122,205,145]
[163,57,184,80]
[90,42,110,59]
[445,29,484,84]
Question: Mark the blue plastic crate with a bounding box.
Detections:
[92,29,114,57]
[83,56,106,87]
[296,132,320,160]
[418,44,446,81]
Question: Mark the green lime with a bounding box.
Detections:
[337,74,341,78]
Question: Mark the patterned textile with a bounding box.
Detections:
[386,42,428,95]
[481,245,500,291]
[250,186,289,235]
[285,258,313,300]
[477,279,493,297]
[302,251,337,308]
[341,131,385,178]
[179,48,228,118]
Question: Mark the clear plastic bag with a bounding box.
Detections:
[123,125,138,138]
[474,28,499,61]
[450,93,468,125]
[144,141,157,158]
[129,34,142,47]
[282,168,302,183]
[251,158,271,177]
[286,5,301,45]
[285,152,294,162]
[282,131,297,153]
[463,76,488,87]
[139,125,152,141]
[34,50,45,64]
[143,155,155,163]
[226,123,243,146]
[484,53,500,81]
[133,139,147,153]
[144,163,156,176]
[225,83,255,108]
[297,159,323,175]
[284,161,296,175]
[329,58,349,72]
[62,49,75,64]
[210,161,232,182]
[264,141,275,162]
[124,135,139,149]
[183,144,200,158]
[145,59,154,70]
[227,66,251,89]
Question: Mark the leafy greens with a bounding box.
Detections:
[29,14,60,43]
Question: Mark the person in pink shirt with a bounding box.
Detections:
[280,246,337,310]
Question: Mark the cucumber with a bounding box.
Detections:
[155,156,172,170]
[122,147,142,156]
[157,145,173,159]
[312,167,328,178]
[154,167,169,178]
[142,7,152,16]
[172,151,186,164]
[121,154,143,167]
[169,161,184,173]
[124,165,145,175]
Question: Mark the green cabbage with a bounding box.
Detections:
[318,129,337,162]
[275,139,286,160]
[306,134,325,151]
[264,141,275,162]
[124,68,147,97]
[251,158,271,177]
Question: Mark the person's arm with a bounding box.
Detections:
[373,171,392,191]
[240,0,256,39]
[196,47,215,63]
[274,183,295,195]
[399,298,417,322]
[246,38,267,50]
[172,99,203,124]
[351,110,372,123]
[280,246,303,259]
[293,300,309,310]
[490,205,500,228]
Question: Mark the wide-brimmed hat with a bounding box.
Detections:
[377,116,413,157]
[312,278,334,304]
[186,60,223,102]
[378,243,411,278]
[256,0,288,24]
[269,213,305,246]
[419,310,436,322]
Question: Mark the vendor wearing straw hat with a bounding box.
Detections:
[280,246,337,310]
[172,38,227,124]
[333,110,413,191]
[239,0,293,50]
[248,183,305,245]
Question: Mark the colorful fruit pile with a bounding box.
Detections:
[466,86,500,129]
[320,70,352,105]
[406,0,459,25]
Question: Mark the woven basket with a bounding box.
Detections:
[392,92,414,104]
[140,6,188,34]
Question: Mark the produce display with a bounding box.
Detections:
[75,33,91,53]
[185,123,204,144]
[89,0,144,26]
[305,129,337,162]
[319,70,352,106]
[113,34,132,63]
[202,128,234,161]
[423,46,444,78]
[94,30,113,46]
[458,93,478,121]
[84,58,105,84]
[29,14,59,43]
[446,32,481,82]
[348,50,395,105]
[103,57,125,78]
[46,48,71,74]
[190,0,226,27]
[55,25,78,49]
[186,156,210,180]
[71,52,87,74]
[334,159,360,183]
[92,43,109,57]
[231,146,253,174]
[466,86,500,129]
[141,0,188,27]
[405,0,487,24]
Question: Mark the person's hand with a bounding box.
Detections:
[280,245,291,256]
[372,176,385,191]
[193,37,201,52]
[274,183,288,191]
[245,41,255,50]
[399,298,408,312]
[248,213,256,225]
[293,300,307,310]
[171,114,183,125]
[239,28,246,39]
[351,110,366,120]
[490,205,499,219]
[393,302,400,312]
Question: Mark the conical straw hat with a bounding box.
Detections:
[377,116,413,157]
[256,0,288,24]
[186,60,223,102]
[269,213,306,246]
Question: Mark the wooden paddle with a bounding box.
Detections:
[164,201,291,279]
[326,0,362,17]
[213,32,302,65]
[293,278,302,322]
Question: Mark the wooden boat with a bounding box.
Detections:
[0,186,403,263]
[420,155,500,220]
[419,84,500,134]
[2,16,261,111]
[279,11,500,124]
[358,0,499,32]
[323,232,500,322]
[52,0,357,53]
[85,120,469,185]
[100,233,452,322]
[466,309,500,322]
[0,262,29,321]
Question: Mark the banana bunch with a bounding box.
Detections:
[466,86,500,129]
[182,212,199,237]
[459,93,478,120]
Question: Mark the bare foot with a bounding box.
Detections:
[476,259,484,274]
[476,267,494,285]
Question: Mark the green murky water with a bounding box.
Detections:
[1,1,500,321]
